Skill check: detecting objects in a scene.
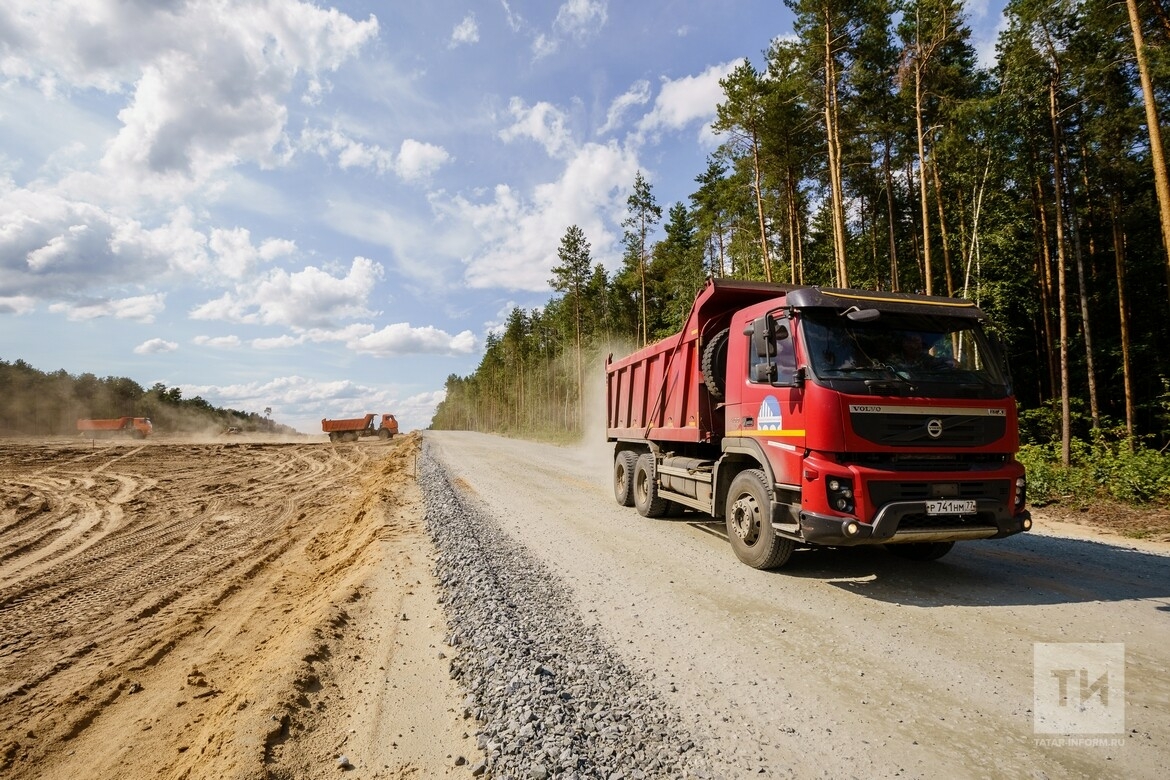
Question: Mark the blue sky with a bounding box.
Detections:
[0,0,1007,434]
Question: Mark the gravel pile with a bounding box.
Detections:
[419,441,714,780]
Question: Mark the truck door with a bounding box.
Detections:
[739,313,806,486]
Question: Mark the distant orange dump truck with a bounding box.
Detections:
[77,417,153,439]
[321,413,398,442]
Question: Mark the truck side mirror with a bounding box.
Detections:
[749,316,775,359]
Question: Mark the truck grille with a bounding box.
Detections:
[851,413,1007,448]
[845,452,1006,471]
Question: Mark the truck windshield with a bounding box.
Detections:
[800,312,1009,394]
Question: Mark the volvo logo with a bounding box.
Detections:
[926,418,944,439]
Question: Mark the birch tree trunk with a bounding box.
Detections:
[1048,77,1072,467]
[1110,194,1136,448]
[823,12,849,287]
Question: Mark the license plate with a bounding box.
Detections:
[926,499,976,515]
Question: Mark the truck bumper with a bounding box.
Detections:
[797,502,1032,546]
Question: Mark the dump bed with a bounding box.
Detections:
[77,417,152,437]
[321,414,375,433]
[78,418,132,431]
[605,278,795,445]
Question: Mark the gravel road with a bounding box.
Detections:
[423,430,1170,780]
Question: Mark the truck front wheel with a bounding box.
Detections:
[633,453,669,518]
[726,469,794,569]
[614,450,637,507]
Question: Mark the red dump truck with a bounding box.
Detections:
[321,413,398,442]
[77,417,153,439]
[606,278,1031,570]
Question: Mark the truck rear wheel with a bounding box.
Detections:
[886,541,955,561]
[633,453,669,518]
[726,469,794,569]
[613,450,637,507]
[701,328,729,401]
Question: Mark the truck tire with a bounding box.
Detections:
[701,328,729,401]
[726,469,794,569]
[885,541,955,561]
[633,453,669,518]
[613,450,637,507]
[378,428,391,439]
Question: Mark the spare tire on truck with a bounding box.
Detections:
[701,328,729,401]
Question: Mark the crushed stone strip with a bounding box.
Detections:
[419,441,715,780]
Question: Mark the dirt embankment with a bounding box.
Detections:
[0,433,475,779]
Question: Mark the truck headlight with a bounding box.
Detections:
[1015,475,1027,508]
[827,476,855,514]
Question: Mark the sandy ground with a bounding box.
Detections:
[2,430,1168,779]
[0,432,476,780]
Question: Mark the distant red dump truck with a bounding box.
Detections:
[321,413,399,442]
[77,417,153,439]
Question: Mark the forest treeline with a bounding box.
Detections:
[431,0,1170,499]
[0,358,295,436]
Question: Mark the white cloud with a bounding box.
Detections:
[348,323,478,356]
[0,188,142,291]
[445,140,638,290]
[299,126,450,180]
[241,321,473,357]
[110,208,211,275]
[530,0,607,59]
[554,0,608,39]
[532,33,558,59]
[209,227,296,280]
[192,334,241,348]
[3,0,377,199]
[636,60,741,141]
[451,14,479,47]
[134,337,179,355]
[499,0,524,32]
[395,139,452,181]
[598,80,651,135]
[499,98,574,159]
[0,296,37,315]
[251,334,302,349]
[189,256,384,329]
[49,293,166,322]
